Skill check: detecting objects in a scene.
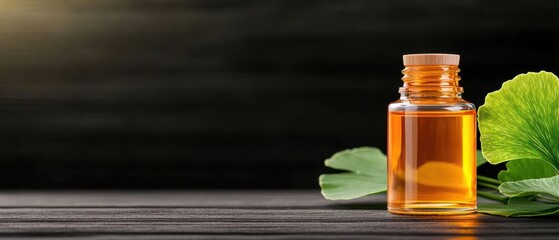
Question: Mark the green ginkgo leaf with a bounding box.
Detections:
[498,159,557,182]
[477,150,488,167]
[478,71,559,170]
[319,147,387,200]
[499,175,559,199]
[478,197,559,217]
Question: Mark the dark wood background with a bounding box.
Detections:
[0,0,557,188]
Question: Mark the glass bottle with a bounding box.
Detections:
[387,53,476,215]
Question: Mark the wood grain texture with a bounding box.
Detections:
[0,191,557,239]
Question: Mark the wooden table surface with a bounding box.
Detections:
[0,190,556,239]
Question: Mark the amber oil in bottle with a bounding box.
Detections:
[387,54,476,215]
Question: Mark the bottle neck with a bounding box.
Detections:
[399,65,463,100]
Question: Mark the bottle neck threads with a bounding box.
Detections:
[399,65,463,99]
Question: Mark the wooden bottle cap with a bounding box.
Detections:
[403,53,460,66]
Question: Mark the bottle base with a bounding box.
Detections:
[388,202,476,215]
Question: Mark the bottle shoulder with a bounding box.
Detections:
[388,99,476,112]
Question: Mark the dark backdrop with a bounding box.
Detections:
[0,0,557,188]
